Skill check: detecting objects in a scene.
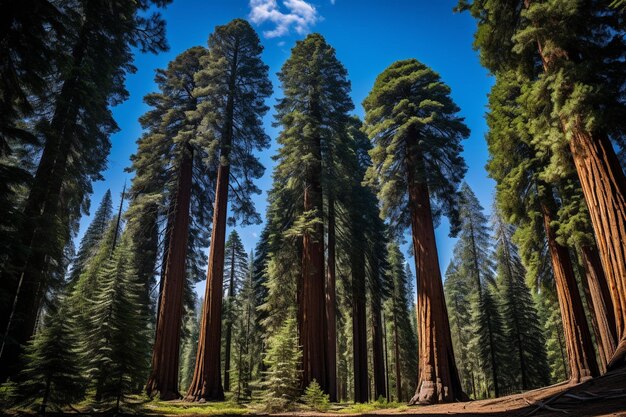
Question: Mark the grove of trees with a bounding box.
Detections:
[1,1,625,414]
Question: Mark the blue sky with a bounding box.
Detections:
[82,0,495,293]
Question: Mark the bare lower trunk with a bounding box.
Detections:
[371,299,386,401]
[352,245,368,403]
[567,126,626,369]
[580,245,617,372]
[146,147,193,400]
[185,160,229,402]
[325,196,337,401]
[406,145,464,404]
[540,199,599,382]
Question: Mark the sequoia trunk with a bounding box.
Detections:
[326,196,337,401]
[371,298,387,401]
[580,245,617,372]
[146,147,193,400]
[540,200,599,382]
[301,128,327,391]
[568,127,626,369]
[406,144,464,404]
[351,243,368,403]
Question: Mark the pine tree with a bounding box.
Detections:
[492,208,550,391]
[363,59,469,404]
[222,230,249,392]
[179,300,201,392]
[187,19,271,402]
[83,234,150,410]
[0,0,170,380]
[460,0,626,367]
[68,190,114,285]
[454,183,508,398]
[7,302,86,414]
[263,317,302,410]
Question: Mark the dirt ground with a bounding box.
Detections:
[274,368,626,417]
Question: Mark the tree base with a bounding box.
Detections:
[607,338,626,371]
[408,380,468,405]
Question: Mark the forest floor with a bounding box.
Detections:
[2,368,625,417]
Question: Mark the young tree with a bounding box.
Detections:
[263,317,302,409]
[83,234,150,410]
[492,208,550,390]
[222,230,249,392]
[460,0,626,367]
[363,59,469,404]
[68,190,114,285]
[142,46,214,400]
[0,0,169,380]
[455,183,508,398]
[272,33,353,394]
[187,19,271,402]
[7,302,85,414]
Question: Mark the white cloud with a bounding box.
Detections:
[249,0,319,38]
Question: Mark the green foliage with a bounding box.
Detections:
[179,302,201,392]
[82,233,150,409]
[363,59,469,236]
[6,303,86,413]
[303,380,330,412]
[263,317,302,409]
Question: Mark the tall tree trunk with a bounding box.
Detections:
[393,312,402,402]
[568,129,626,369]
[146,147,193,400]
[325,195,337,401]
[580,245,617,372]
[371,298,386,401]
[540,199,599,383]
[525,1,626,366]
[224,245,236,392]
[406,143,464,404]
[0,23,88,381]
[352,244,368,403]
[186,38,240,401]
[301,130,327,391]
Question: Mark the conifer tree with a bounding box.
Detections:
[455,183,508,398]
[492,208,550,390]
[7,302,86,414]
[271,33,353,395]
[187,19,271,402]
[0,0,170,380]
[68,190,114,285]
[83,234,150,410]
[223,230,248,392]
[263,317,302,410]
[460,0,626,366]
[142,46,215,400]
[179,304,200,393]
[363,59,469,404]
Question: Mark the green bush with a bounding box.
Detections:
[302,380,330,412]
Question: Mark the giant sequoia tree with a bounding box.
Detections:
[141,46,213,400]
[186,19,271,402]
[271,33,353,394]
[363,59,469,404]
[0,0,169,380]
[460,0,626,367]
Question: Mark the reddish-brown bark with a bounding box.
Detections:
[146,147,193,400]
[406,144,464,405]
[351,244,368,403]
[301,157,328,391]
[325,196,338,401]
[580,245,617,373]
[371,298,387,401]
[540,199,599,382]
